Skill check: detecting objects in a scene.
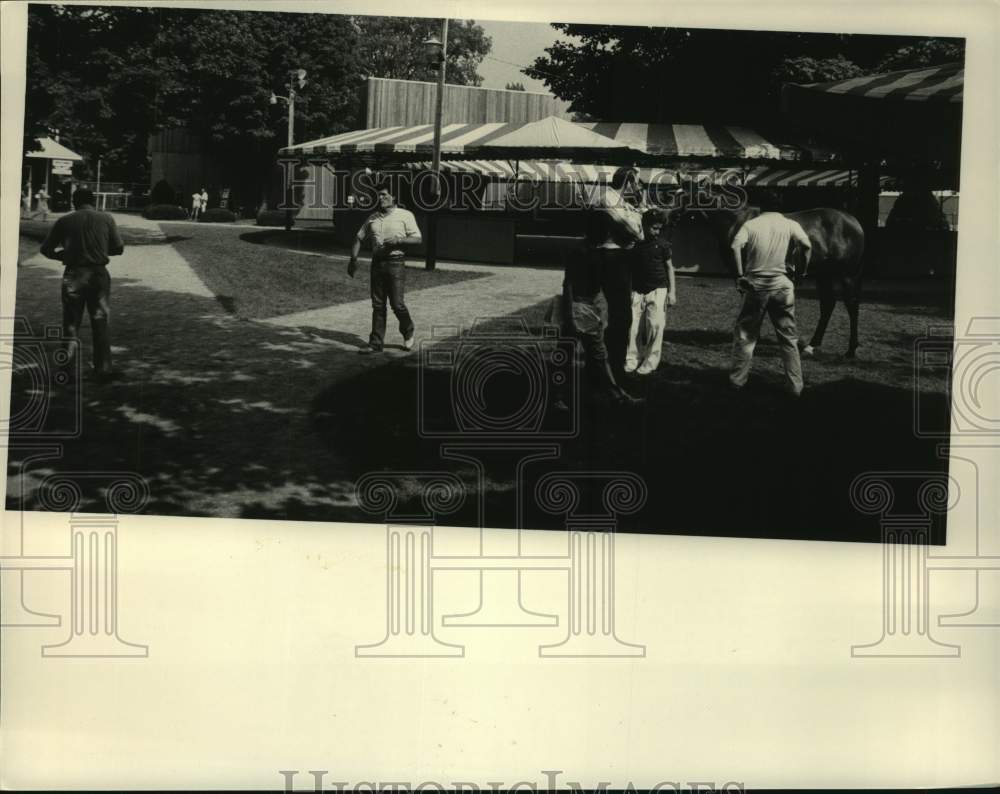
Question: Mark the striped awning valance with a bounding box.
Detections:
[403,160,679,184]
[281,119,839,162]
[744,167,856,187]
[403,161,873,188]
[797,62,963,103]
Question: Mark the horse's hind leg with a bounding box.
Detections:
[803,278,835,356]
[844,276,861,358]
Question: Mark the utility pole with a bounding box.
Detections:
[424,19,448,270]
[271,69,307,230]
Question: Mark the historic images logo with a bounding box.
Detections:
[1,317,149,657]
[850,316,1000,659]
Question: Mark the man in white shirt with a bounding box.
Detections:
[349,183,422,354]
[729,209,812,396]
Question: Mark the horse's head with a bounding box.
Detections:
[670,192,758,245]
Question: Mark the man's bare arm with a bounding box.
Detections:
[108,219,124,256]
[791,223,812,262]
[40,221,64,261]
[348,234,363,277]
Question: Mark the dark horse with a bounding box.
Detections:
[676,204,865,358]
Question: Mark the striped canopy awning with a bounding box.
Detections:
[575,122,838,161]
[780,62,963,174]
[797,62,963,103]
[281,118,838,162]
[403,160,679,184]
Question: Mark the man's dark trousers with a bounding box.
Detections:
[62,264,112,374]
[594,249,633,377]
[369,254,414,349]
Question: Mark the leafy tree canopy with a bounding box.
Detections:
[24,7,491,182]
[354,17,491,86]
[524,25,964,125]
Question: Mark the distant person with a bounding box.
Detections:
[348,181,421,354]
[625,208,676,375]
[190,189,202,220]
[21,184,31,217]
[33,186,50,221]
[886,187,950,231]
[729,205,812,397]
[40,187,125,381]
[199,187,209,213]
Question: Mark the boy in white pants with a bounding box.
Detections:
[625,209,676,375]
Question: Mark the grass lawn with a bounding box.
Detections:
[7,219,955,542]
[163,224,487,319]
[307,275,956,541]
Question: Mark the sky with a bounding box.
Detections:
[474,19,571,93]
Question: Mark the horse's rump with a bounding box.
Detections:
[786,208,865,279]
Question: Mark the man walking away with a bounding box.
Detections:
[729,209,812,396]
[40,188,125,381]
[349,181,421,354]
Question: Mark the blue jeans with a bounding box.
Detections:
[369,256,414,349]
[62,265,112,374]
[730,277,803,395]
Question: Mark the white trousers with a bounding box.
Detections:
[626,287,667,374]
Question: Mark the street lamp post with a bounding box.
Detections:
[270,68,307,229]
[423,20,448,270]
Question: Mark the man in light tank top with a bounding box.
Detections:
[729,207,812,396]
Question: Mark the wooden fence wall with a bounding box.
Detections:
[364,77,573,127]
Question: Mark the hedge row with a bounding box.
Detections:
[142,204,187,220]
[200,208,236,223]
[256,210,293,227]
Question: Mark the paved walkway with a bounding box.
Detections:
[262,261,561,352]
[12,218,565,518]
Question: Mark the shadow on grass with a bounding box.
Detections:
[239,228,340,257]
[303,345,950,543]
[6,257,952,543]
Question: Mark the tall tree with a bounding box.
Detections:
[24,6,493,188]
[354,16,491,85]
[24,4,177,181]
[524,25,964,126]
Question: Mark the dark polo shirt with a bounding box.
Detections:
[41,207,124,267]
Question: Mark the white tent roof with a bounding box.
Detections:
[25,137,84,161]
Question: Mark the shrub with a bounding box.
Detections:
[150,179,176,206]
[200,208,236,223]
[256,209,293,227]
[143,204,188,220]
